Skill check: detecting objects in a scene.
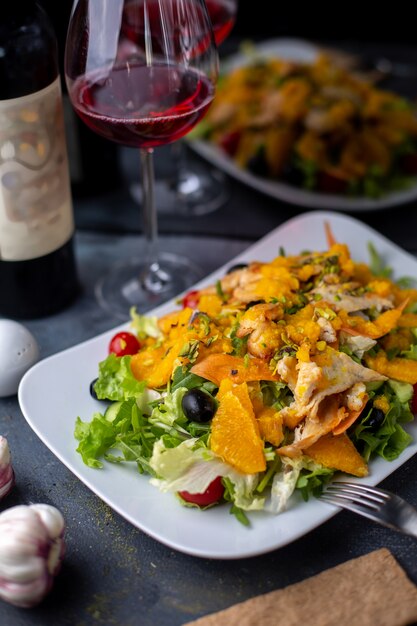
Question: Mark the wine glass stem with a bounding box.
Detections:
[140,148,170,294]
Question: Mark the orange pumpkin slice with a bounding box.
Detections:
[190,353,279,386]
[210,380,266,474]
[305,433,368,477]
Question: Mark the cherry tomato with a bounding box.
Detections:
[182,290,200,309]
[412,384,417,414]
[316,171,348,195]
[179,476,224,507]
[108,331,141,357]
[219,130,241,157]
[401,153,417,175]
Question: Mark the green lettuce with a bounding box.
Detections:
[129,307,161,339]
[149,438,265,514]
[351,382,413,462]
[267,456,331,513]
[93,354,146,401]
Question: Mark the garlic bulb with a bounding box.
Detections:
[0,436,14,499]
[0,504,65,608]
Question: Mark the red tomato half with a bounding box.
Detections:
[179,476,224,507]
[108,331,141,357]
[182,290,200,309]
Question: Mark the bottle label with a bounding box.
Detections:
[0,78,74,261]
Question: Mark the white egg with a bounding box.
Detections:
[0,320,39,398]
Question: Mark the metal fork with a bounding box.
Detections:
[320,481,417,538]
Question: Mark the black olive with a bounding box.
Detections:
[281,162,304,187]
[181,389,216,423]
[89,378,99,400]
[367,408,385,430]
[245,300,264,309]
[226,263,248,274]
[247,150,268,177]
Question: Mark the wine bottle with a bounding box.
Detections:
[0,1,80,319]
[39,0,123,199]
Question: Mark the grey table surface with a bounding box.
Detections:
[3,37,417,626]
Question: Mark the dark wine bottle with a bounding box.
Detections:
[0,1,80,319]
[39,0,123,199]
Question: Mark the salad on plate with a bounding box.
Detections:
[192,50,417,198]
[75,225,417,525]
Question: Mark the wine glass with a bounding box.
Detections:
[127,0,238,216]
[171,0,238,215]
[65,0,219,318]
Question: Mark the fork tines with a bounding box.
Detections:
[322,481,390,511]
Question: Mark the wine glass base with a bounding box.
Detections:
[95,252,204,320]
[130,166,229,217]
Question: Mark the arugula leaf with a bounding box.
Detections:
[367,241,393,278]
[295,466,334,501]
[261,381,293,410]
[171,365,217,394]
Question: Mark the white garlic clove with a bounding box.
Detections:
[0,503,65,608]
[0,436,14,500]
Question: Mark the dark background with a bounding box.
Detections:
[39,1,414,46]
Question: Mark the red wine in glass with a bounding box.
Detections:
[70,63,215,149]
[122,0,236,51]
[206,0,236,46]
[65,0,219,318]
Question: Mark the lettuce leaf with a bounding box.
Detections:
[352,383,413,462]
[74,413,117,468]
[129,307,161,339]
[266,456,331,513]
[149,438,265,512]
[94,354,146,401]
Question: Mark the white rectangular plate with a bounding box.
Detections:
[190,38,417,212]
[19,211,417,559]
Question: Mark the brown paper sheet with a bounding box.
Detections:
[184,548,417,626]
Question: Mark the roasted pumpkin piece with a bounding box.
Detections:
[190,353,279,386]
[210,381,266,474]
[305,433,368,477]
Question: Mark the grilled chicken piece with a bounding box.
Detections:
[237,303,284,359]
[276,348,386,455]
[237,303,283,336]
[317,316,337,343]
[308,282,394,313]
[198,264,262,301]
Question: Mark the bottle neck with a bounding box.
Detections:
[0,1,58,100]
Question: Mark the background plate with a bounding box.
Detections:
[190,38,417,211]
[19,211,417,559]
